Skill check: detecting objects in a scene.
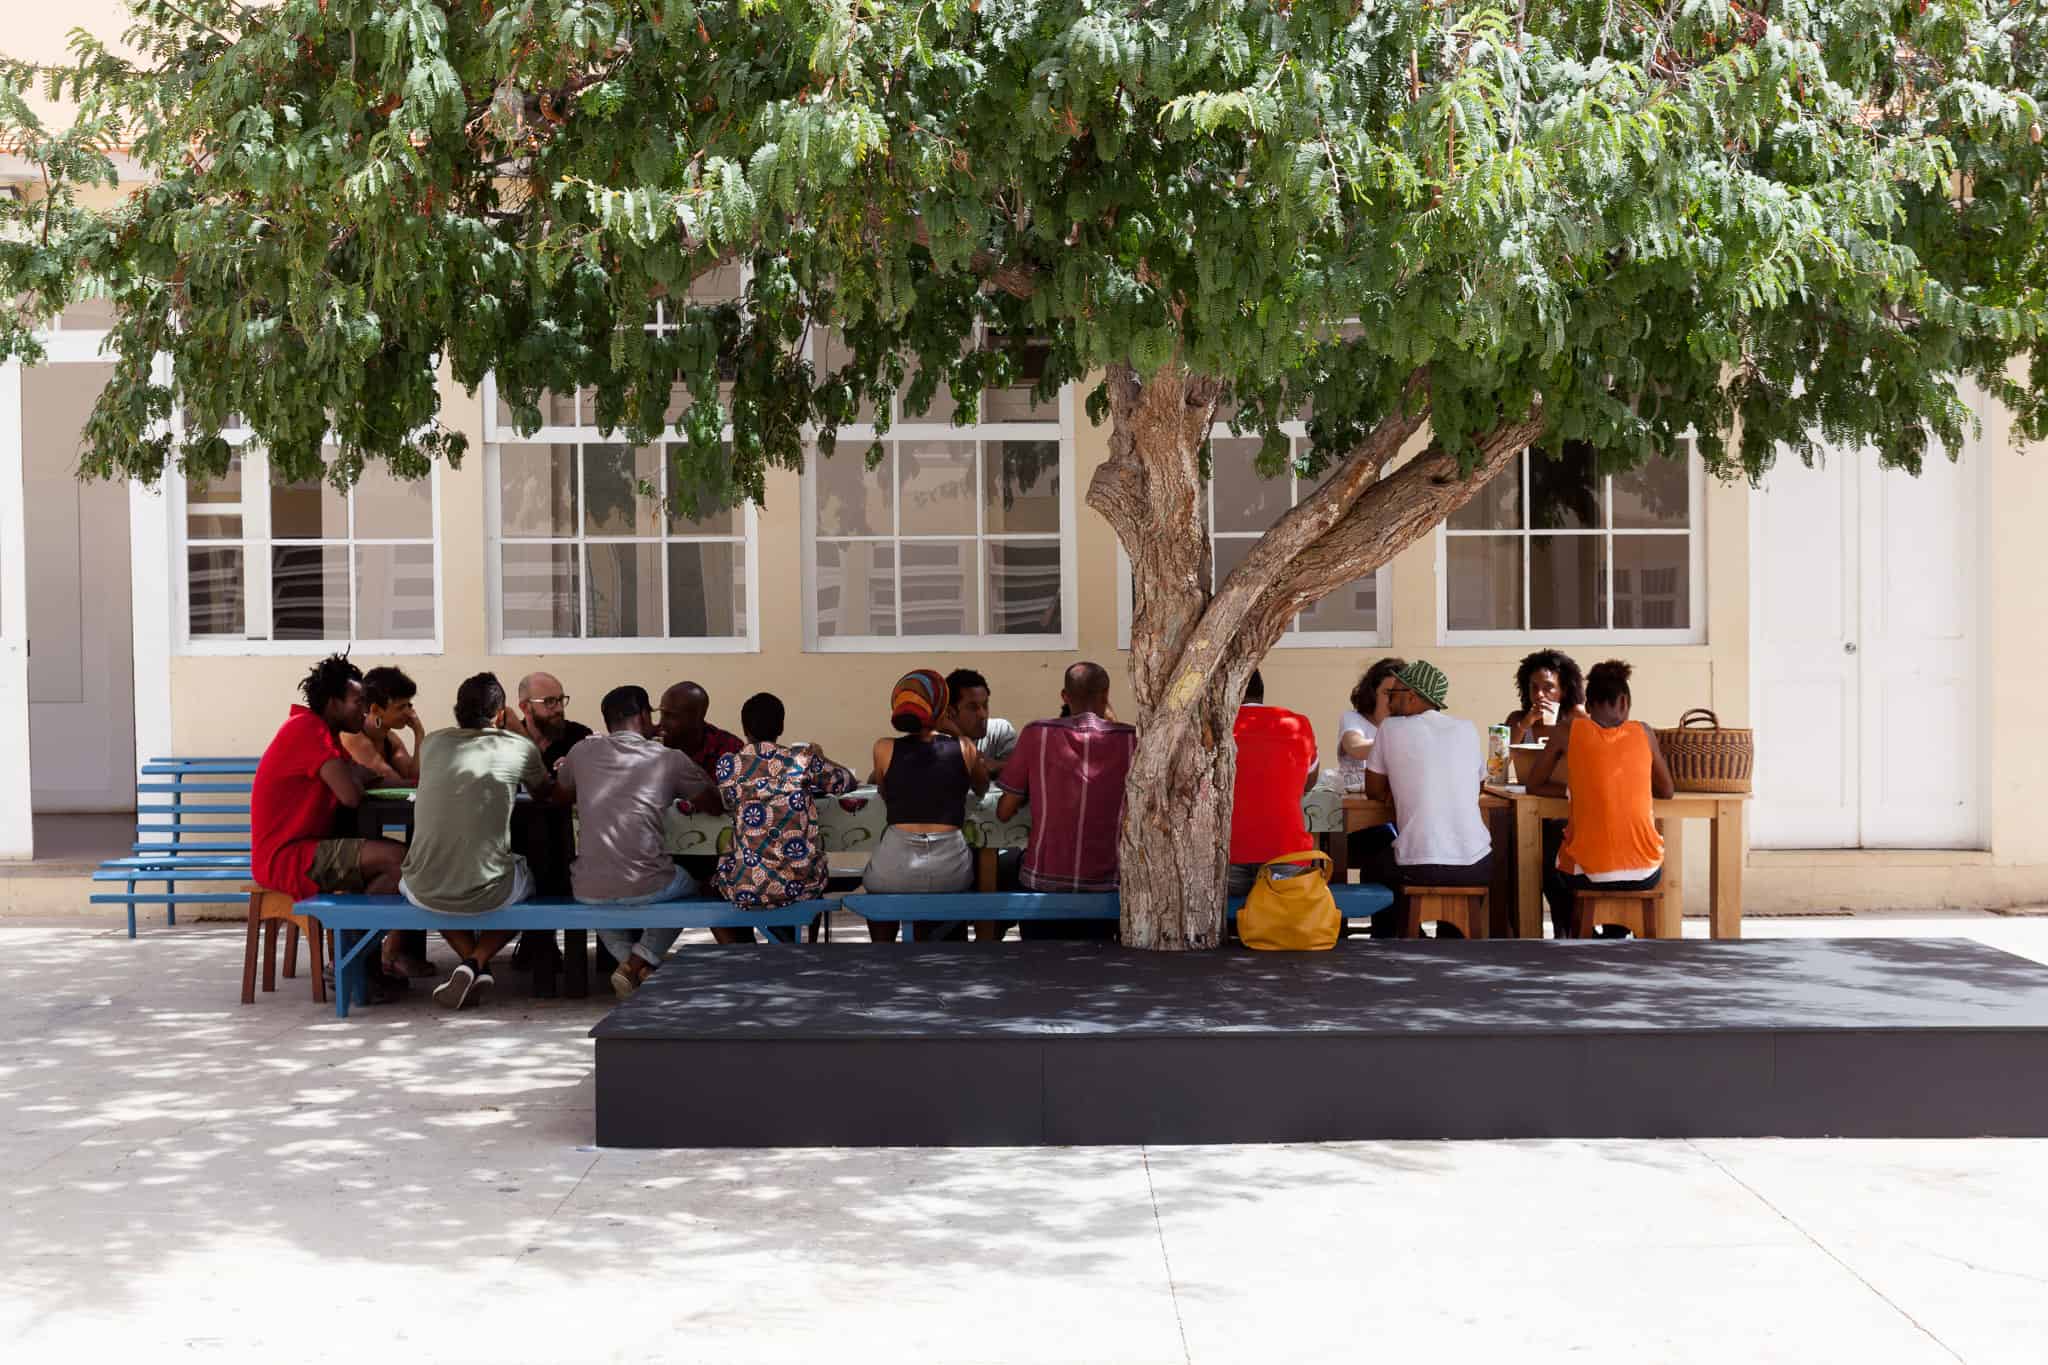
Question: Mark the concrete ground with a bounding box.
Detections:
[5,910,2047,1364]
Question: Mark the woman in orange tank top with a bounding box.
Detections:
[1523,661,1676,936]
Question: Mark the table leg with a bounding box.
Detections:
[530,934,560,998]
[562,929,589,998]
[1711,800,1744,939]
[1515,800,1542,940]
[976,848,998,893]
[1655,818,1683,939]
[1326,829,1351,885]
[1487,807,1515,938]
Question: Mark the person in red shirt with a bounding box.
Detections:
[251,655,408,917]
[1227,670,1320,898]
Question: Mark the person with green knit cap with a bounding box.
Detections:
[1361,659,1493,936]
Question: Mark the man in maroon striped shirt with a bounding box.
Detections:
[996,661,1138,940]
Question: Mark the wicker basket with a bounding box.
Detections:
[1656,708,1753,793]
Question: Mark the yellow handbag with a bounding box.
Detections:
[1237,849,1341,951]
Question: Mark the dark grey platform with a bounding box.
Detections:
[590,939,2048,1146]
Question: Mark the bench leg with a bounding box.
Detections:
[127,881,138,940]
[261,919,280,993]
[562,929,589,999]
[307,918,326,1004]
[530,933,559,999]
[240,894,261,1005]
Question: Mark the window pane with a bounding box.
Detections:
[272,476,347,540]
[689,263,746,302]
[1612,535,1690,629]
[898,440,976,535]
[585,542,666,638]
[583,444,661,537]
[982,342,1056,422]
[272,545,349,640]
[1446,536,1523,631]
[815,542,896,637]
[1612,454,1690,530]
[900,361,960,424]
[187,547,245,636]
[500,544,580,639]
[1298,575,1377,635]
[1449,458,1522,531]
[900,541,974,635]
[1210,438,1290,533]
[814,444,892,536]
[351,463,434,540]
[984,440,1060,534]
[187,456,243,539]
[499,444,578,537]
[355,545,436,640]
[1529,443,1601,530]
[1212,534,1259,594]
[987,540,1062,635]
[667,542,747,637]
[1530,534,1605,630]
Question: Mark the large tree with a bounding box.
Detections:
[5,0,2044,947]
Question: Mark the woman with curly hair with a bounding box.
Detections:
[1503,649,1586,746]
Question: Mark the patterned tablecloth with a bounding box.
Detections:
[662,777,1349,858]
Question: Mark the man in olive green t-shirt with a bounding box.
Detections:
[399,672,553,1009]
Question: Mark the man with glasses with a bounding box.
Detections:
[503,671,592,771]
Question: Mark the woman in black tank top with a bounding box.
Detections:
[862,669,991,941]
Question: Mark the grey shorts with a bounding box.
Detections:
[863,827,974,894]
[308,838,369,893]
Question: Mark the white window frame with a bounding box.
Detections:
[481,373,762,654]
[168,425,445,657]
[1436,442,1707,646]
[1114,421,1396,650]
[800,348,1078,653]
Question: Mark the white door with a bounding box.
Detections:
[18,337,135,813]
[1753,421,1985,849]
[0,363,33,856]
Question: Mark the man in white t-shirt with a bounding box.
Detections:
[942,668,1018,779]
[1361,659,1492,936]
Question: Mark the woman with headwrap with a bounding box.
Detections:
[862,669,991,942]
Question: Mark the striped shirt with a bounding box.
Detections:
[998,713,1139,893]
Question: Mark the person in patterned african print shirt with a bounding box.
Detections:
[713,693,857,913]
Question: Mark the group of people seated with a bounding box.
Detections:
[246,643,1675,1010]
[1334,649,1675,937]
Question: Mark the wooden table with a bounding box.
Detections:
[1502,789,1749,940]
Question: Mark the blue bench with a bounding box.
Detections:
[93,757,260,937]
[842,883,1396,932]
[298,894,829,1018]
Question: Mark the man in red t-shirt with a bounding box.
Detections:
[252,656,407,915]
[1227,670,1320,898]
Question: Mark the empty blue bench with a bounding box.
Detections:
[842,883,1396,932]
[298,894,828,1018]
[93,757,260,937]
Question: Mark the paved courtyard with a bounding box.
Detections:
[5,910,2047,1363]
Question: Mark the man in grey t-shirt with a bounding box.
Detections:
[942,667,1017,778]
[556,684,715,997]
[400,673,553,1009]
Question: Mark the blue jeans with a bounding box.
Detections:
[585,864,696,966]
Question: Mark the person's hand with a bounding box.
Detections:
[407,713,426,739]
[1103,702,1119,723]
[1536,699,1560,728]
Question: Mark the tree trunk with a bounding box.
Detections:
[1089,360,1543,951]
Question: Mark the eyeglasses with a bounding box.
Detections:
[532,695,569,707]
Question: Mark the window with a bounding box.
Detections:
[485,402,757,652]
[173,433,440,653]
[1440,440,1701,641]
[803,335,1073,650]
[1115,433,1392,648]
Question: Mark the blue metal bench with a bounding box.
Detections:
[299,894,828,1018]
[842,883,1396,930]
[94,757,260,937]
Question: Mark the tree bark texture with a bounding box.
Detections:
[1088,361,1546,950]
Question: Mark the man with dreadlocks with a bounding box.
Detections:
[251,654,410,997]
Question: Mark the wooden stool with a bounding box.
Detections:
[1400,886,1488,940]
[1572,889,1664,939]
[241,888,327,1004]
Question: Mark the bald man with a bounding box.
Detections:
[656,681,743,788]
[503,670,593,770]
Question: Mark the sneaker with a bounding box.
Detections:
[468,968,494,1008]
[610,957,651,1001]
[433,962,477,1010]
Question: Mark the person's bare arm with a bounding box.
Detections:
[317,757,365,809]
[961,738,991,797]
[1644,723,1677,800]
[388,731,421,785]
[1339,728,1372,760]
[996,790,1026,821]
[867,737,893,787]
[547,764,577,807]
[1524,720,1572,796]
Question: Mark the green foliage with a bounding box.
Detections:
[0,0,2043,505]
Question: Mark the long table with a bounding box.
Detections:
[1328,787,1748,939]
[664,784,1352,892]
